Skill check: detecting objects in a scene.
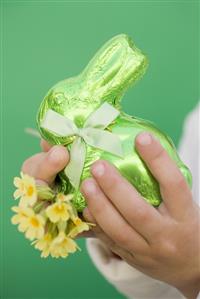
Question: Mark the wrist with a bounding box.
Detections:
[176,275,200,299]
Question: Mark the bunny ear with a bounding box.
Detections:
[82,34,148,106]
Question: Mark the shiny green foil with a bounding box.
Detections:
[37,34,192,212]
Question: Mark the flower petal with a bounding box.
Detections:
[13,189,22,199]
[14,177,22,188]
[11,214,20,225]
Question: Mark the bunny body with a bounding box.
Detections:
[37,34,192,211]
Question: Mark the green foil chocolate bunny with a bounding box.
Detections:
[37,34,192,212]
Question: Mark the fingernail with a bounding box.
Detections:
[92,162,105,177]
[49,146,62,162]
[83,180,96,194]
[137,132,152,146]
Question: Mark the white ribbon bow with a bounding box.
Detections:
[41,102,123,189]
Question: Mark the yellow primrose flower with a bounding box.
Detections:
[68,217,90,238]
[33,233,53,258]
[11,206,45,240]
[13,172,37,207]
[24,214,45,241]
[50,232,79,258]
[11,206,34,232]
[46,201,71,223]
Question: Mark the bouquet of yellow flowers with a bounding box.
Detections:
[11,172,92,258]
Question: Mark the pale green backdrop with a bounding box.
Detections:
[1,1,199,299]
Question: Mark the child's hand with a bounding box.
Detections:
[22,140,69,187]
[81,132,200,299]
[21,139,95,238]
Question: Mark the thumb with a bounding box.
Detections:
[22,145,69,186]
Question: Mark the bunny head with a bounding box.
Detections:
[37,34,148,144]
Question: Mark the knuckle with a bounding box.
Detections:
[86,195,105,217]
[165,174,187,192]
[96,161,121,191]
[114,226,131,246]
[153,237,177,260]
[164,241,177,256]
[151,146,165,164]
[174,175,187,189]
[134,206,149,223]
[47,146,67,166]
[92,202,105,216]
[104,172,120,192]
[161,241,177,259]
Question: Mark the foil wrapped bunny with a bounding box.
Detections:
[37,34,192,212]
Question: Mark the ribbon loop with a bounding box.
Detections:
[82,127,123,157]
[41,102,123,189]
[84,102,120,129]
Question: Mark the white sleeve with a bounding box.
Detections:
[87,238,184,299]
[86,103,200,299]
[178,102,200,205]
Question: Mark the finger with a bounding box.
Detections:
[94,230,135,261]
[40,139,53,152]
[22,145,69,185]
[81,178,149,254]
[135,132,192,216]
[84,210,138,261]
[83,209,108,238]
[83,207,123,255]
[83,207,96,223]
[91,160,162,240]
[76,231,96,238]
[84,207,155,268]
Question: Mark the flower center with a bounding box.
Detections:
[75,218,82,226]
[27,185,34,197]
[54,205,65,214]
[30,217,39,227]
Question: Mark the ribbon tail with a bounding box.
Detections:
[64,137,86,189]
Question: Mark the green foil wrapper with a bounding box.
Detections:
[37,34,192,212]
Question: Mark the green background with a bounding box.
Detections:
[1,1,199,298]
